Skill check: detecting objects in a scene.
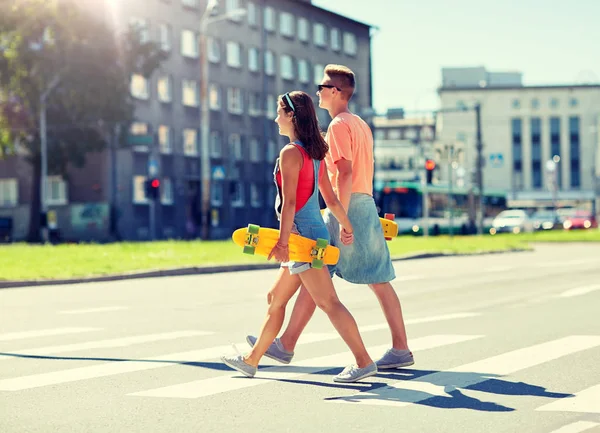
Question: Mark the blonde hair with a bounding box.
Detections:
[324,64,355,101]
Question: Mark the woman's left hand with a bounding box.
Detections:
[340,227,354,245]
[268,242,290,262]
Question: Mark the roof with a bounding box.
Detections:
[439,84,600,93]
[304,2,378,30]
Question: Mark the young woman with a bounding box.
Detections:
[221,91,377,383]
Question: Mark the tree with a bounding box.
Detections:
[0,0,166,241]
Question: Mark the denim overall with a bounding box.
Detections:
[273,141,330,274]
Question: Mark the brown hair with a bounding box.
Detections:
[279,91,329,160]
[324,64,355,100]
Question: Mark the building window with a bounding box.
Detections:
[226,41,241,68]
[266,94,276,118]
[129,18,149,43]
[388,129,401,140]
[512,99,520,109]
[550,117,562,188]
[249,92,262,116]
[313,23,326,47]
[296,18,309,43]
[343,32,357,56]
[46,176,68,205]
[231,181,245,207]
[330,28,341,51]
[248,47,259,72]
[267,139,279,161]
[160,177,174,205]
[158,23,172,51]
[531,118,542,188]
[211,181,223,206]
[265,50,275,76]
[298,59,309,83]
[229,133,242,160]
[227,88,243,114]
[250,183,262,207]
[280,12,294,37]
[157,75,172,103]
[133,176,148,204]
[511,118,523,191]
[249,137,261,162]
[531,98,540,110]
[181,30,198,58]
[569,97,578,108]
[208,38,220,63]
[130,74,149,100]
[130,122,148,135]
[158,125,172,154]
[183,128,198,156]
[280,55,294,80]
[182,80,199,107]
[313,64,323,85]
[264,6,275,32]
[569,116,580,188]
[210,131,222,157]
[550,98,559,109]
[247,2,258,27]
[226,0,243,21]
[0,178,18,207]
[182,0,198,7]
[209,84,221,110]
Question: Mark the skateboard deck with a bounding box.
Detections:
[320,210,398,240]
[232,224,340,269]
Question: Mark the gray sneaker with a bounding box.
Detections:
[333,363,378,383]
[221,354,257,378]
[376,348,415,369]
[246,335,294,364]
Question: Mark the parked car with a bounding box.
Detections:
[490,210,533,234]
[562,210,598,230]
[530,210,561,231]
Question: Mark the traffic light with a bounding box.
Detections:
[144,178,160,200]
[425,159,436,185]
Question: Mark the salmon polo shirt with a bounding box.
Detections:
[324,112,375,196]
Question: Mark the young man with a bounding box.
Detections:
[247,65,413,370]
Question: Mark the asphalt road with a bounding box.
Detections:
[1,243,600,433]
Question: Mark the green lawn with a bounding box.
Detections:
[0,229,597,281]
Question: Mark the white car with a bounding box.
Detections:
[490,210,533,234]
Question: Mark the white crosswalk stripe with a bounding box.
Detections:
[537,383,600,414]
[0,327,101,342]
[129,334,482,399]
[0,330,213,362]
[327,335,600,408]
[546,421,600,433]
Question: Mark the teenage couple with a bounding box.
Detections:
[222,65,413,383]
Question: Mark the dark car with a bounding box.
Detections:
[531,210,560,231]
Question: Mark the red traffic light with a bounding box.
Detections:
[151,179,160,188]
[425,159,436,171]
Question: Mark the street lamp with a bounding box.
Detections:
[199,3,247,240]
[546,155,560,221]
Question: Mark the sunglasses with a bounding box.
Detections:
[318,84,342,92]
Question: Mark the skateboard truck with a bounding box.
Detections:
[243,224,260,255]
[310,238,328,269]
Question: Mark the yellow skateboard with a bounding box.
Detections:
[320,210,398,241]
[232,224,340,269]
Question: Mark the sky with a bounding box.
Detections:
[313,0,600,115]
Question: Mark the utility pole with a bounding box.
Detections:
[199,6,212,241]
[475,103,484,235]
[416,126,429,237]
[110,123,121,240]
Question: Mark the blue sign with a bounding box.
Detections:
[489,153,504,168]
[148,158,159,176]
[212,165,226,180]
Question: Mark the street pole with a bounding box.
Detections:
[110,123,121,240]
[417,127,429,237]
[199,16,211,240]
[39,97,48,243]
[475,103,484,235]
[449,152,454,238]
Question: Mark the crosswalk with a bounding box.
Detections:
[1,315,599,422]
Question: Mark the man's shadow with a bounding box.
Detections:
[324,368,573,412]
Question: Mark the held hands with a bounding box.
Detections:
[268,241,290,262]
[339,227,354,245]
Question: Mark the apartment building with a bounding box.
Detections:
[0,0,374,241]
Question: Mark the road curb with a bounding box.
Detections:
[0,248,529,289]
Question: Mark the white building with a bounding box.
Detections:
[438,67,600,213]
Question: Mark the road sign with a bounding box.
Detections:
[489,153,504,168]
[212,166,225,180]
[127,134,153,146]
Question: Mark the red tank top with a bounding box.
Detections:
[275,143,323,211]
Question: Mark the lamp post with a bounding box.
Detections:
[199,3,247,240]
[545,154,561,221]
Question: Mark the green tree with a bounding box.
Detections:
[0,0,166,241]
